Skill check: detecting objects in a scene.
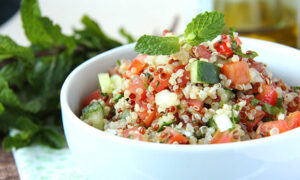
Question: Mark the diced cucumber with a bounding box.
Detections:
[155,90,179,108]
[81,101,104,130]
[111,74,123,90]
[214,114,233,132]
[191,61,220,84]
[98,73,113,94]
[157,114,175,132]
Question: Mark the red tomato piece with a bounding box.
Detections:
[214,35,233,57]
[241,107,266,131]
[128,76,147,101]
[137,102,156,127]
[150,72,171,93]
[210,130,232,144]
[123,127,144,141]
[173,65,190,87]
[124,54,147,78]
[285,111,300,129]
[221,61,251,86]
[185,99,203,112]
[81,89,102,108]
[193,45,212,59]
[256,84,278,106]
[160,127,189,144]
[257,120,290,137]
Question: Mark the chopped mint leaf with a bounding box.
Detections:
[294,86,300,91]
[135,35,180,55]
[229,28,258,59]
[262,103,281,116]
[207,118,218,130]
[185,11,225,45]
[251,98,261,106]
[117,59,121,66]
[276,97,286,113]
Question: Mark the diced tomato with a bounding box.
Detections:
[123,127,144,141]
[185,99,203,112]
[285,111,300,129]
[173,65,190,87]
[257,120,290,137]
[137,101,156,127]
[241,106,266,131]
[160,127,189,144]
[123,54,147,78]
[128,76,147,101]
[221,61,251,86]
[256,84,278,106]
[150,72,171,93]
[210,130,232,144]
[193,45,211,59]
[81,89,102,108]
[214,35,233,57]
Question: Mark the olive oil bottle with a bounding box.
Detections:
[214,0,299,48]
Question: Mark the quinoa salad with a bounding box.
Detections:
[80,11,300,144]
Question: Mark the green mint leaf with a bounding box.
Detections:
[81,15,122,49]
[294,86,300,91]
[0,35,34,61]
[251,98,261,106]
[0,103,4,115]
[2,131,31,151]
[21,0,74,49]
[16,117,39,134]
[135,35,180,55]
[262,103,281,116]
[36,127,66,149]
[185,11,225,45]
[0,76,20,107]
[21,0,54,47]
[119,27,135,43]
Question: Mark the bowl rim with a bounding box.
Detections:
[61,37,300,152]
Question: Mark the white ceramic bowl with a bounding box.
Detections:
[61,38,300,180]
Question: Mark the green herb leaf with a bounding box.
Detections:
[251,98,261,106]
[185,11,225,45]
[0,103,4,115]
[294,86,300,91]
[2,131,31,151]
[229,28,258,59]
[0,76,20,107]
[81,15,122,49]
[21,0,66,48]
[119,27,135,43]
[135,35,180,55]
[207,118,218,130]
[34,127,66,149]
[262,103,281,116]
[0,36,34,61]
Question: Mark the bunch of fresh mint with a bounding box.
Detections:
[0,0,133,151]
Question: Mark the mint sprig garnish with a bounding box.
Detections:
[135,11,225,55]
[135,35,180,55]
[185,11,225,45]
